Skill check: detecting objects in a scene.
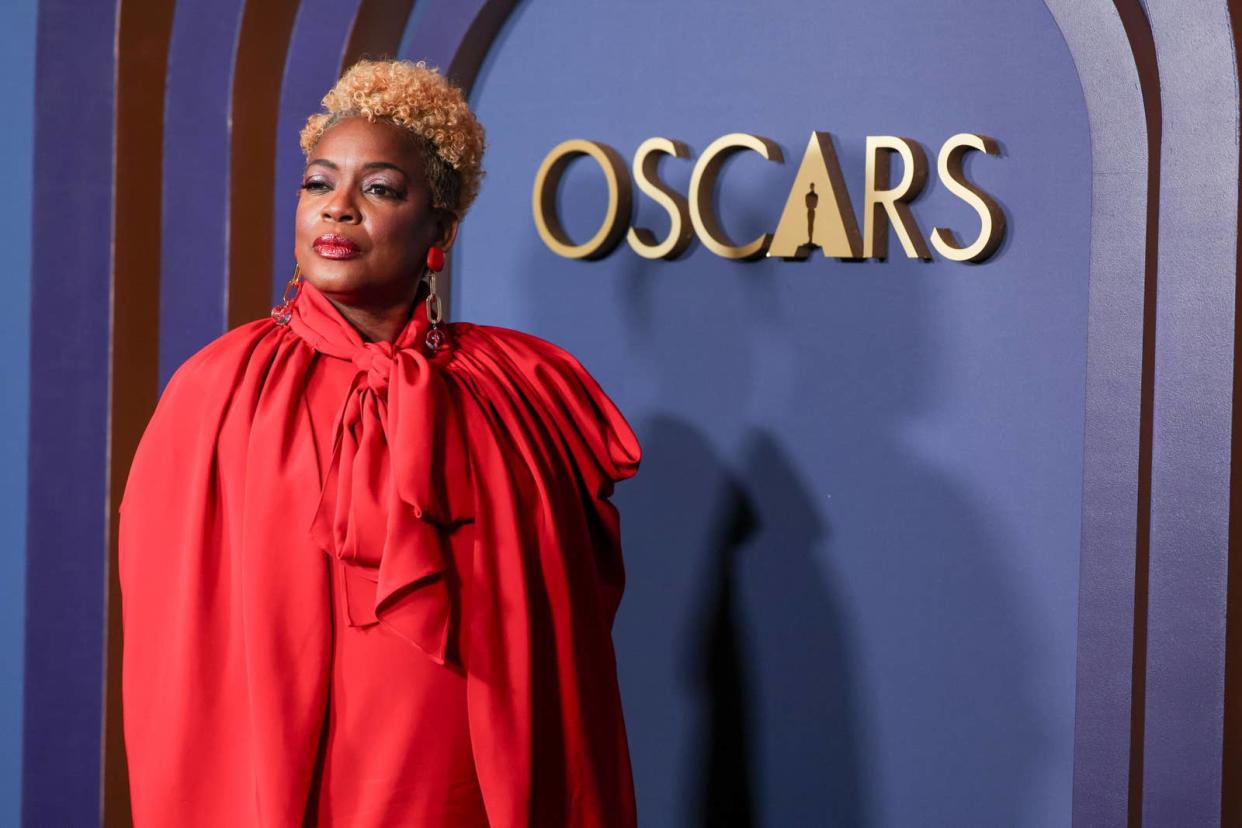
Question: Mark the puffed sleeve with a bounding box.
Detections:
[443,323,641,828]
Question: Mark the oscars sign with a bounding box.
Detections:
[532,132,1005,263]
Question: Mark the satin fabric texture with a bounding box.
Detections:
[118,278,641,826]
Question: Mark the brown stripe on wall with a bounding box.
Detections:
[1223,1,1242,823]
[1108,2,1160,825]
[447,0,517,95]
[441,0,518,321]
[228,0,302,329]
[342,0,417,71]
[105,0,177,824]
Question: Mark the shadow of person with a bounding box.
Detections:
[727,428,866,827]
[609,415,750,825]
[612,416,866,827]
[691,427,871,827]
[690,475,759,827]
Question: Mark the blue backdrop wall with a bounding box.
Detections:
[457,2,1090,825]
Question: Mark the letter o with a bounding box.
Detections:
[532,139,633,259]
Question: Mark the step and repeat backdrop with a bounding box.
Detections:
[6,0,1241,825]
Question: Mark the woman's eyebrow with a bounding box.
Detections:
[361,161,407,174]
[305,159,407,175]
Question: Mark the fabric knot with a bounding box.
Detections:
[352,342,395,394]
[285,279,472,666]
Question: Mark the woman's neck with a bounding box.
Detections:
[325,295,415,344]
[319,278,431,344]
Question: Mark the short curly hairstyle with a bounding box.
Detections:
[300,59,486,215]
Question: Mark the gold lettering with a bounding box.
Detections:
[930,134,1005,263]
[626,137,694,260]
[689,133,783,260]
[863,136,931,260]
[768,131,862,259]
[532,139,632,259]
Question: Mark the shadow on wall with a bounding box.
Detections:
[618,416,865,826]
[610,374,1047,826]
[652,418,869,826]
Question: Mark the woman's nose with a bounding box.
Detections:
[323,190,359,223]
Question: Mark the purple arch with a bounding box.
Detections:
[159,0,248,389]
[1042,1,1154,824]
[1140,1,1238,822]
[23,0,117,822]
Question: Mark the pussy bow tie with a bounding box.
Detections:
[288,281,471,665]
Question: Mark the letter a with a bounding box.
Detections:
[767,131,862,259]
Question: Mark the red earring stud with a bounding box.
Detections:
[426,245,445,273]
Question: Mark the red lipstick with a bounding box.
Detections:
[313,233,361,259]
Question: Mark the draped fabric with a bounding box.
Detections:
[118,279,641,827]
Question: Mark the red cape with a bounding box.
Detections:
[118,280,641,826]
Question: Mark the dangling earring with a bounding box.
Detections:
[424,245,448,352]
[271,263,304,325]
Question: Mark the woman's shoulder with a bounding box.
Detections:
[446,321,640,489]
[122,319,287,513]
[448,320,596,373]
[446,320,616,398]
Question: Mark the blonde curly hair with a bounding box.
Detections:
[300,58,485,215]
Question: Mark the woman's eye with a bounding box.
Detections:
[301,181,329,193]
[367,183,397,197]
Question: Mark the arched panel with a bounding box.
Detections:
[159,0,247,389]
[1041,1,1156,824]
[460,2,1093,824]
[1140,1,1239,822]
[24,0,118,822]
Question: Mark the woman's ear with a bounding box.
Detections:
[437,210,460,252]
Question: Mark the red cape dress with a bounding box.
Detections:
[118,278,641,826]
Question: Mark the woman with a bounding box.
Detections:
[118,59,641,827]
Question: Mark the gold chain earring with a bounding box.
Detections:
[271,264,303,325]
[424,246,447,352]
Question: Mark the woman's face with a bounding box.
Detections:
[295,116,457,310]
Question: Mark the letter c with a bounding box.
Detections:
[689,133,784,259]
